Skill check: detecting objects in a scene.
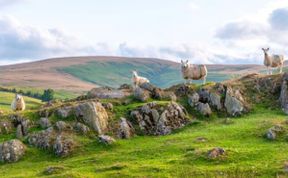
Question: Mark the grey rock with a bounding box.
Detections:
[73,122,90,135]
[55,121,72,132]
[53,134,75,157]
[75,102,108,134]
[117,118,135,139]
[224,87,244,116]
[196,103,212,116]
[0,139,26,163]
[98,135,116,145]
[28,127,55,150]
[198,89,210,103]
[56,106,73,119]
[280,73,288,114]
[102,103,113,111]
[39,118,51,129]
[188,93,200,107]
[209,92,222,110]
[16,125,23,139]
[133,87,150,102]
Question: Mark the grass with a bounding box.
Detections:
[59,61,232,88]
[0,101,288,177]
[0,91,42,113]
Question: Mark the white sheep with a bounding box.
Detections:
[11,94,26,112]
[132,71,150,88]
[181,60,208,85]
[262,48,284,75]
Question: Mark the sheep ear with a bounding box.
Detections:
[267,48,270,51]
[186,60,189,63]
[181,60,183,64]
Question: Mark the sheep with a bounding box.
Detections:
[11,94,26,112]
[132,71,150,88]
[181,60,208,85]
[262,48,284,75]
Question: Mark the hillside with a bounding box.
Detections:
[0,56,263,91]
[0,73,288,177]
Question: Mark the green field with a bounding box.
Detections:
[0,91,42,113]
[59,61,232,88]
[0,101,287,177]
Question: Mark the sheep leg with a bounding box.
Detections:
[280,66,283,74]
[267,67,269,75]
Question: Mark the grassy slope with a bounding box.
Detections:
[0,102,287,177]
[59,61,231,88]
[0,91,42,112]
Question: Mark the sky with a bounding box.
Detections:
[0,0,288,65]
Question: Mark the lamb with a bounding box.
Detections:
[181,60,208,85]
[11,94,26,112]
[132,71,150,88]
[262,48,284,75]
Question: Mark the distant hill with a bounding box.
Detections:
[0,56,263,92]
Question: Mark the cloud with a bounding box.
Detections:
[0,0,23,9]
[269,8,288,31]
[0,16,100,61]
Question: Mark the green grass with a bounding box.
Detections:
[0,103,288,177]
[59,61,232,88]
[0,91,42,113]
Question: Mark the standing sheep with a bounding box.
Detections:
[11,94,26,112]
[262,48,284,75]
[181,60,208,85]
[132,71,150,88]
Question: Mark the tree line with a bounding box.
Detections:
[0,87,54,102]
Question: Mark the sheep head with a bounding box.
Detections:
[262,48,270,53]
[181,60,189,69]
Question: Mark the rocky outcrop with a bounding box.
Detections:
[209,93,222,110]
[98,135,116,145]
[130,102,189,135]
[102,103,113,111]
[75,101,108,134]
[196,103,212,116]
[117,118,135,139]
[188,92,212,116]
[0,139,26,163]
[28,128,76,157]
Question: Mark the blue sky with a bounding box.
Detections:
[0,0,288,65]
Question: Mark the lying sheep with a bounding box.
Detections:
[262,48,284,75]
[11,94,26,112]
[132,71,150,88]
[181,60,208,85]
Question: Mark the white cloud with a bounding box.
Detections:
[0,0,24,9]
[188,2,199,10]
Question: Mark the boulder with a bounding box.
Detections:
[280,73,288,114]
[53,134,75,157]
[207,147,225,159]
[209,92,222,110]
[75,101,108,134]
[39,118,51,129]
[0,139,26,163]
[224,87,245,116]
[55,106,73,119]
[0,121,13,134]
[98,135,116,145]
[188,93,200,107]
[196,103,212,116]
[117,118,135,139]
[133,87,150,102]
[55,121,72,132]
[73,122,90,135]
[131,102,189,135]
